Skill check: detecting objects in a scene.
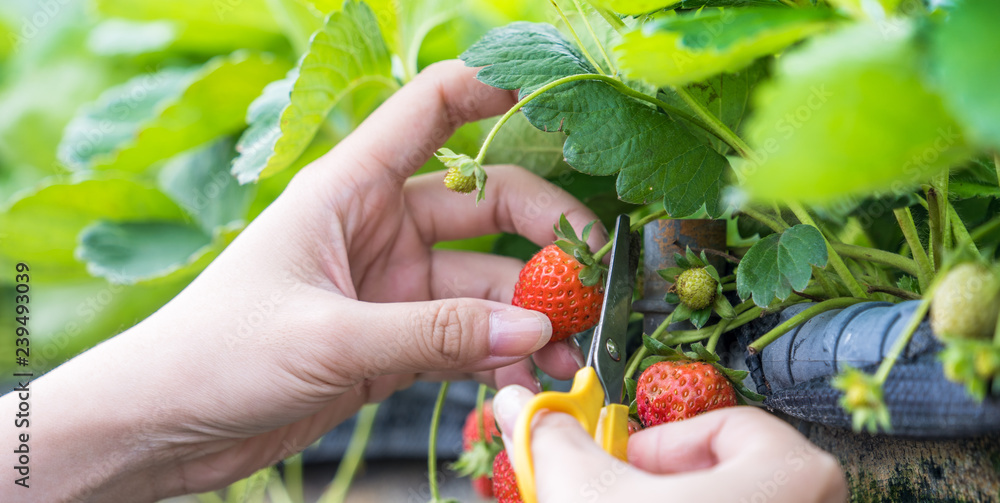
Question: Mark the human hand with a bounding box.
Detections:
[12,60,605,502]
[492,386,848,503]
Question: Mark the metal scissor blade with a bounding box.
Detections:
[586,215,635,406]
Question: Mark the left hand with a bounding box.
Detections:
[11,60,603,502]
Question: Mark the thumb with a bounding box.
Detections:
[493,386,637,503]
[332,298,552,379]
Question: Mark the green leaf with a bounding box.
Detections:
[0,176,187,279]
[463,22,728,217]
[689,342,719,362]
[931,1,1000,151]
[86,20,177,56]
[232,0,396,183]
[736,224,828,307]
[59,52,291,173]
[366,0,457,78]
[76,221,211,283]
[157,138,255,232]
[740,23,971,203]
[615,8,838,87]
[588,0,784,16]
[483,113,571,178]
[639,355,668,372]
[625,377,638,401]
[642,334,676,356]
[95,0,282,33]
[657,59,768,154]
[664,291,680,304]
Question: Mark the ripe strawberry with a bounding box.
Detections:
[513,245,604,341]
[443,165,476,193]
[512,216,605,342]
[627,418,643,435]
[492,450,523,503]
[675,267,717,310]
[636,360,737,427]
[453,402,501,499]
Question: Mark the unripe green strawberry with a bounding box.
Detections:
[675,267,717,311]
[636,360,736,426]
[443,165,476,193]
[931,263,1000,340]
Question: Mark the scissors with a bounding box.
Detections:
[513,214,636,503]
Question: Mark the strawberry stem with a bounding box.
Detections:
[320,403,379,503]
[624,310,675,380]
[548,0,608,76]
[572,0,616,74]
[593,208,667,262]
[428,382,450,503]
[893,207,933,291]
[705,319,729,353]
[873,295,932,383]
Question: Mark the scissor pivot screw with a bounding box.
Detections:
[606,339,621,361]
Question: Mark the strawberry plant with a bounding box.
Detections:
[6,0,1000,499]
[437,0,1000,437]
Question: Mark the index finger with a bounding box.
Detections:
[329,60,517,181]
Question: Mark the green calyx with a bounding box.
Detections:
[435,148,488,203]
[659,247,735,329]
[832,368,890,433]
[450,437,501,479]
[553,214,604,287]
[939,337,1000,401]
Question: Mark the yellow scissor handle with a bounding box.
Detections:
[513,366,630,503]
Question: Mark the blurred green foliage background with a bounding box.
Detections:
[0,0,601,376]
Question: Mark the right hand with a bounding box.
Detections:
[493,385,849,503]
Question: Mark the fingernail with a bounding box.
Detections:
[494,385,534,434]
[490,309,551,357]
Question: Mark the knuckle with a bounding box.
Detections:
[421,300,475,365]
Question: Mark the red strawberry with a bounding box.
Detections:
[627,418,643,435]
[636,360,737,427]
[492,449,523,503]
[512,245,604,341]
[453,402,501,498]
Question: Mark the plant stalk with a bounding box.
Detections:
[788,203,868,300]
[738,206,788,234]
[572,0,616,74]
[474,384,487,442]
[284,453,304,503]
[865,283,920,301]
[320,404,380,503]
[593,208,667,260]
[874,296,932,383]
[926,185,943,270]
[549,0,607,75]
[830,242,921,278]
[705,319,729,353]
[947,203,979,255]
[672,86,752,158]
[624,311,675,380]
[747,297,867,354]
[893,207,933,291]
[428,382,450,503]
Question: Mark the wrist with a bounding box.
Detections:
[1,325,180,502]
